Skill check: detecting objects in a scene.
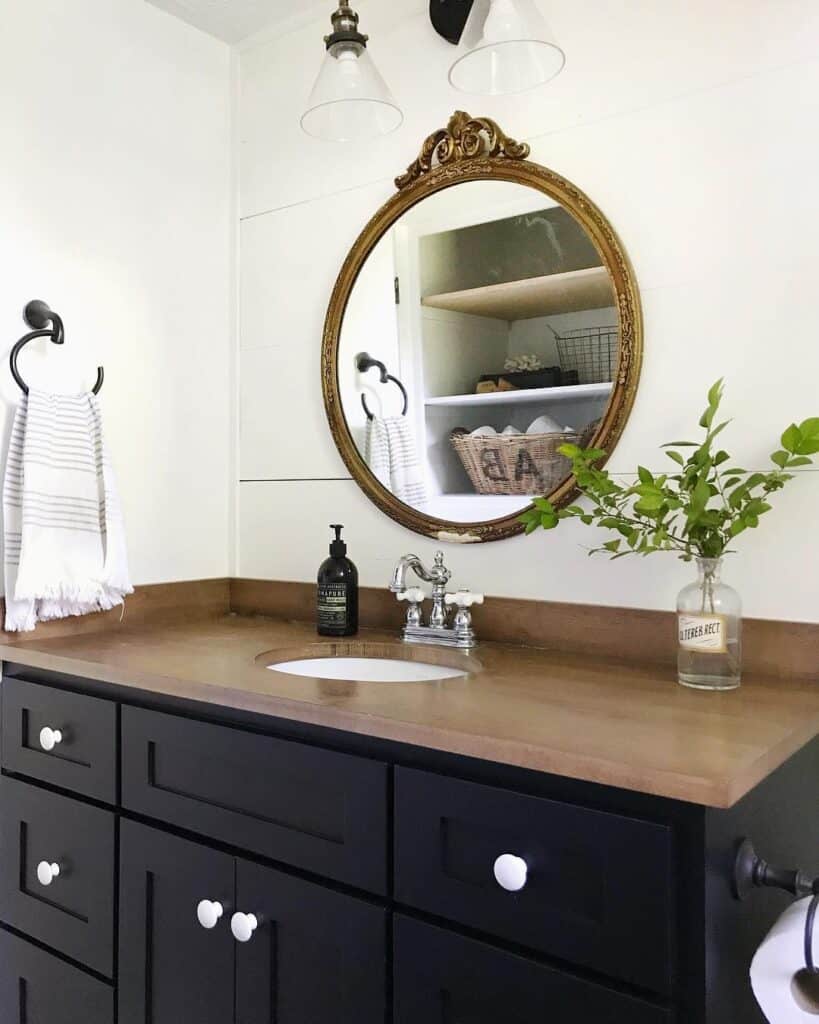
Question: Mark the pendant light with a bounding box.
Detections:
[301,5,403,142]
[445,0,565,96]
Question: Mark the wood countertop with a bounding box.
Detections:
[1,614,817,809]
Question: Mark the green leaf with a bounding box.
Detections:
[787,456,813,467]
[707,378,725,407]
[603,539,621,553]
[714,450,730,465]
[524,520,539,534]
[634,497,664,513]
[540,512,559,529]
[799,417,819,439]
[689,477,711,517]
[558,443,582,458]
[781,423,802,454]
[795,438,819,456]
[771,450,790,469]
[638,466,653,485]
[661,441,698,448]
[707,420,731,443]
[728,520,746,538]
[665,450,684,466]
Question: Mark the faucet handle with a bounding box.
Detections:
[445,590,484,609]
[397,587,424,629]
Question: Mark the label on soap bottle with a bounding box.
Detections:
[317,583,348,630]
[678,613,727,654]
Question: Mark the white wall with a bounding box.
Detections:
[238,0,819,622]
[0,0,234,586]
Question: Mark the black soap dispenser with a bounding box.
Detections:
[317,525,359,637]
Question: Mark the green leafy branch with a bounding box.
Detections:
[520,380,819,561]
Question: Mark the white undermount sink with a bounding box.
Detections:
[268,656,467,683]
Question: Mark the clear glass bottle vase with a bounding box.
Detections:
[677,557,742,690]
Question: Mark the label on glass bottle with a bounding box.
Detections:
[317,584,347,630]
[678,613,727,654]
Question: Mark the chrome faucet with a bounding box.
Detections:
[389,551,483,650]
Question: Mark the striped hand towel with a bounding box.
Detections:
[364,415,428,507]
[3,390,133,632]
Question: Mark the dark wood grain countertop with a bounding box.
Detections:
[1,614,817,809]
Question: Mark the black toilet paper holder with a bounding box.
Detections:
[734,838,819,975]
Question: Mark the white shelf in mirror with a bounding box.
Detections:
[424,382,612,409]
[421,266,613,321]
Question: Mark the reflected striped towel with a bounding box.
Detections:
[3,390,133,631]
[364,415,427,507]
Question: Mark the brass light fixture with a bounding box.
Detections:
[301,5,403,142]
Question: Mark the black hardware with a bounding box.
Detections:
[429,0,475,45]
[733,838,819,901]
[356,352,408,421]
[805,892,818,974]
[9,300,104,396]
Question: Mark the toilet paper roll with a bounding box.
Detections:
[751,897,819,1021]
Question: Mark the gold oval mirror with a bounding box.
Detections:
[322,111,643,542]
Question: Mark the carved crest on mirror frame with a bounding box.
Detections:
[395,111,530,190]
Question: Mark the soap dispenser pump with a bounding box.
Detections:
[317,525,359,637]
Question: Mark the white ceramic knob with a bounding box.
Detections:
[196,900,224,930]
[231,912,259,943]
[37,861,61,887]
[493,853,528,892]
[39,727,63,752]
[397,588,425,604]
[445,590,485,609]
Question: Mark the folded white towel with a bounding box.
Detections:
[364,416,428,507]
[3,390,133,631]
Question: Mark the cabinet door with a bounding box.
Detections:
[119,820,235,1024]
[394,916,672,1024]
[235,858,386,1024]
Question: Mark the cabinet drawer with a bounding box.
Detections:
[1,677,117,803]
[0,776,115,976]
[0,929,113,1024]
[395,768,673,993]
[394,916,672,1024]
[121,706,388,893]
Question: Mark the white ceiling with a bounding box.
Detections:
[145,0,317,44]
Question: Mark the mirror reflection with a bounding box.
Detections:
[338,180,618,524]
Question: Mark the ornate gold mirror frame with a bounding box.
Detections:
[322,111,643,542]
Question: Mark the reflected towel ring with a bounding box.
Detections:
[10,300,104,395]
[356,351,408,421]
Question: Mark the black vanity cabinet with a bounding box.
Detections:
[1,666,817,1024]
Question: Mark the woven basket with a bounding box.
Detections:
[450,430,577,496]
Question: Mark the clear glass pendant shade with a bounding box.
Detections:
[449,0,565,95]
[301,40,403,142]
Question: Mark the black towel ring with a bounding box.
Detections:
[10,300,104,396]
[356,351,408,421]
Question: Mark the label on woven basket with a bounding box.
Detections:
[678,613,727,654]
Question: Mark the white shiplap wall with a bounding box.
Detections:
[238,0,819,621]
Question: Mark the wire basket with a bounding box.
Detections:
[550,324,618,385]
